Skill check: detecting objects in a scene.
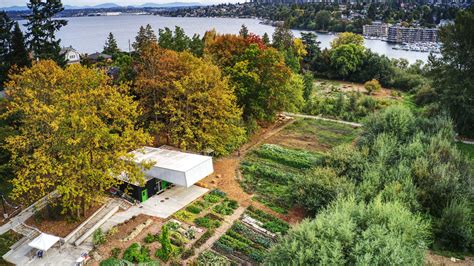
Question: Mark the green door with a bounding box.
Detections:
[141,189,148,202]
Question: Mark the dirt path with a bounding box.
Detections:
[184,207,246,263]
[199,118,305,224]
[283,112,363,128]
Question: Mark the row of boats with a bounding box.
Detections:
[392,42,441,53]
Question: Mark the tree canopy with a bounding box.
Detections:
[4,60,151,217]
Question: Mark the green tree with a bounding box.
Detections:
[103,32,120,56]
[272,24,293,50]
[302,72,314,101]
[133,24,157,53]
[315,10,332,31]
[25,0,67,65]
[9,22,30,70]
[330,44,365,78]
[4,60,151,217]
[266,197,430,265]
[262,32,270,45]
[429,7,474,137]
[239,24,249,39]
[189,34,204,57]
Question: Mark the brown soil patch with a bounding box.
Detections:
[426,251,474,266]
[199,118,306,225]
[91,214,164,265]
[266,132,328,152]
[316,80,400,100]
[25,203,103,238]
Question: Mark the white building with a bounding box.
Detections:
[60,46,81,65]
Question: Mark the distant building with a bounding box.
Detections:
[60,46,81,65]
[363,22,389,37]
[86,52,112,62]
[387,26,439,43]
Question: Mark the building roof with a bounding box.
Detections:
[130,147,211,172]
[60,46,78,55]
[87,52,112,60]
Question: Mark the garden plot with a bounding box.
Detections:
[266,118,359,152]
[240,144,323,213]
[205,206,289,264]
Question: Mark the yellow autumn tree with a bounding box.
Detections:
[3,60,151,217]
[136,43,245,155]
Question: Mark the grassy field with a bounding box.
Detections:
[240,118,359,213]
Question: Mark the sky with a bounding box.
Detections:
[0,0,241,7]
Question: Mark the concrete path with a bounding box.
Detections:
[283,112,363,128]
[0,192,57,235]
[185,206,246,263]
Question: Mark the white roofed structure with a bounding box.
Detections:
[28,233,60,251]
[130,147,213,187]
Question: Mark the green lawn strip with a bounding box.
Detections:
[456,142,474,172]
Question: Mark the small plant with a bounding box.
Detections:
[93,228,106,246]
[364,79,382,95]
[186,205,202,214]
[209,189,226,198]
[155,225,173,262]
[144,233,155,244]
[203,194,221,204]
[107,226,119,238]
[194,217,221,229]
[166,221,181,231]
[123,243,151,263]
[181,247,195,259]
[185,228,196,239]
[111,247,121,258]
[193,229,214,248]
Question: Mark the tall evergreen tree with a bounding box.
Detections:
[239,24,249,39]
[133,24,157,53]
[103,32,120,56]
[10,22,30,69]
[0,11,14,85]
[262,32,270,45]
[25,0,67,65]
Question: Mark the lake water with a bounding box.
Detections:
[21,15,430,63]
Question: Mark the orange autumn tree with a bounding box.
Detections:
[3,61,151,217]
[136,43,245,155]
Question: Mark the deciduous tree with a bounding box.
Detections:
[4,60,151,217]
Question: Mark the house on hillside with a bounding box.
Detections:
[118,146,214,202]
[86,52,112,63]
[60,46,81,65]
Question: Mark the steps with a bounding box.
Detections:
[64,199,121,246]
[12,223,41,239]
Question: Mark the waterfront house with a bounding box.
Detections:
[60,46,81,65]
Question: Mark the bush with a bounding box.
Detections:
[209,189,226,198]
[156,225,173,262]
[435,198,473,252]
[93,228,106,246]
[123,243,151,263]
[185,228,196,239]
[265,198,430,265]
[186,205,202,214]
[364,79,381,95]
[111,247,121,258]
[166,221,181,231]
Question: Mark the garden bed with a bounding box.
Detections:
[209,207,289,264]
[0,230,22,265]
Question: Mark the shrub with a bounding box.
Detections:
[155,225,173,262]
[107,226,119,238]
[186,205,202,214]
[185,228,196,239]
[170,231,187,247]
[435,198,473,252]
[93,228,106,246]
[123,243,151,263]
[111,247,121,259]
[166,221,181,231]
[364,79,381,95]
[209,189,226,198]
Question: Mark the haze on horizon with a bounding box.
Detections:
[0,0,243,8]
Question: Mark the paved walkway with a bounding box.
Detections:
[283,112,363,128]
[185,206,246,263]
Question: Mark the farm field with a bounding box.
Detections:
[240,118,359,214]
